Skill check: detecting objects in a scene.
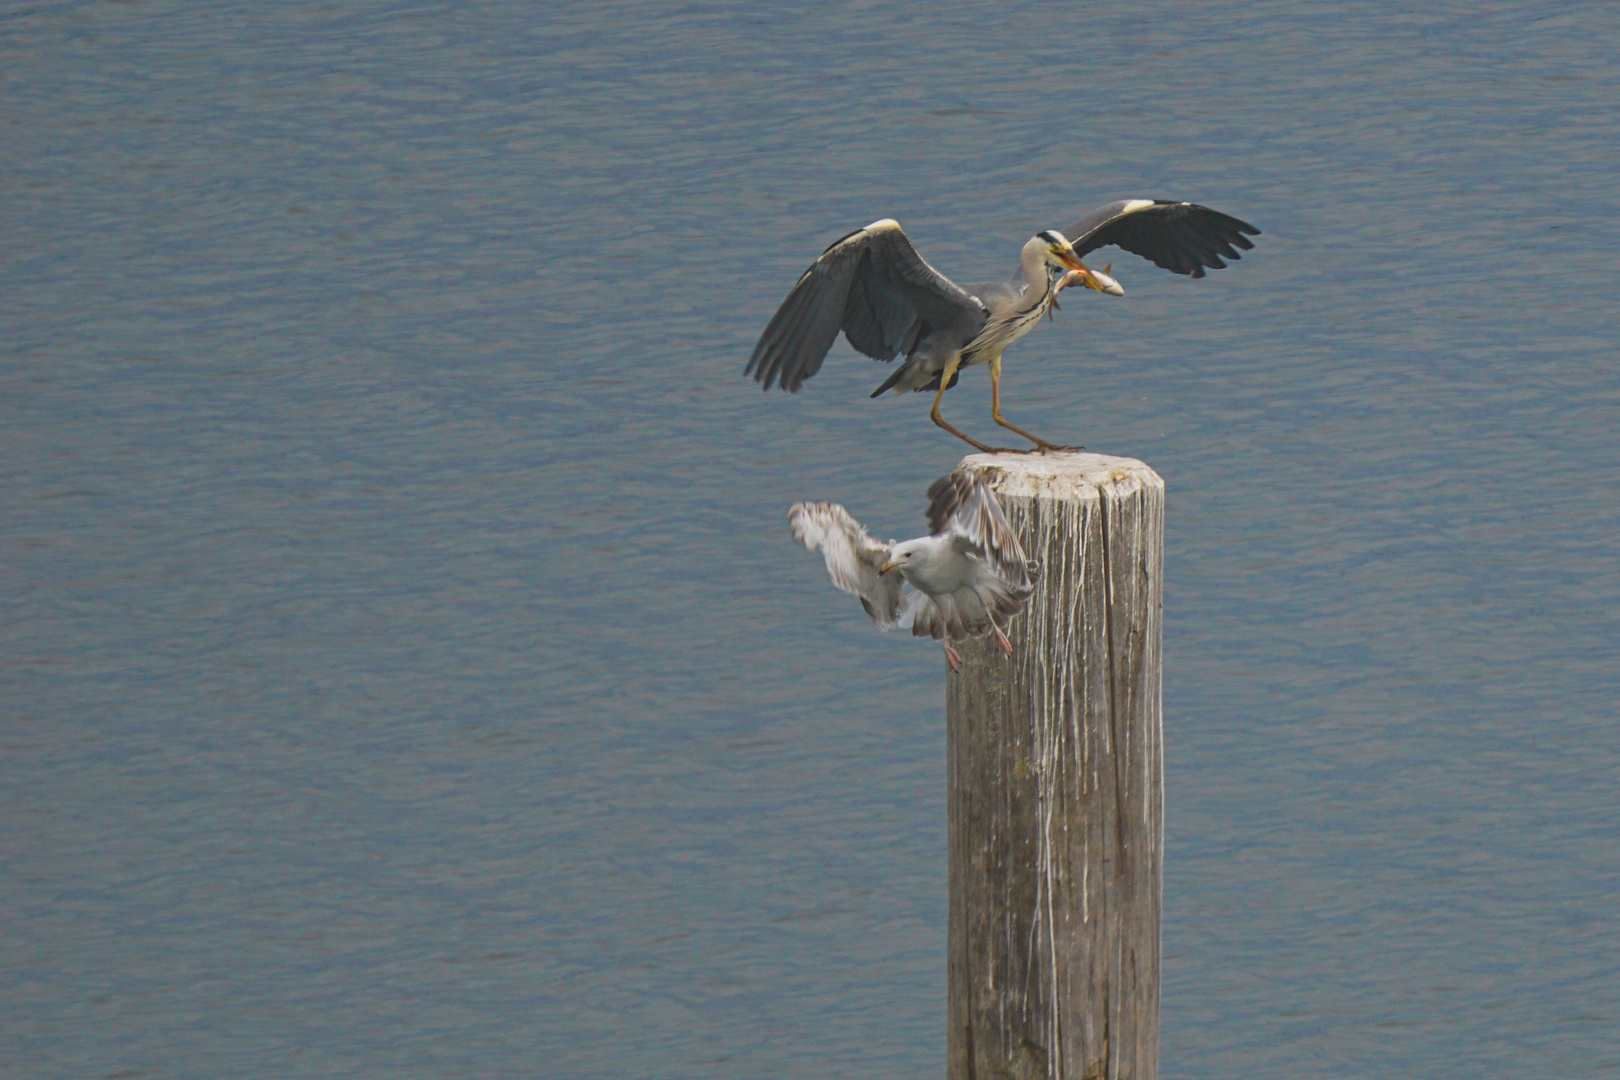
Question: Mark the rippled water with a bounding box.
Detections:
[5,1,1617,1077]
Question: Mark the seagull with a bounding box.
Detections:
[746,199,1259,452]
[788,473,1038,671]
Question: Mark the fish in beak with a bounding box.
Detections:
[1056,261,1124,297]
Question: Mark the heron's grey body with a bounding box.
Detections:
[748,219,1056,397]
[746,198,1259,449]
[864,229,1089,396]
[788,473,1039,668]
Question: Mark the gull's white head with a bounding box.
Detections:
[879,538,929,577]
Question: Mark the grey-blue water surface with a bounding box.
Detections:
[4,1,1617,1077]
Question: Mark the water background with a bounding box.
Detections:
[5,1,1618,1077]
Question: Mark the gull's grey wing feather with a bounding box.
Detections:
[916,474,1041,641]
[788,501,905,629]
[925,474,1035,590]
[747,219,989,392]
[1058,199,1260,279]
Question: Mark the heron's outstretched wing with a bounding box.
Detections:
[747,219,988,392]
[925,474,1035,590]
[788,501,906,629]
[1059,199,1259,279]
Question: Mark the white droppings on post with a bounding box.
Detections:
[947,451,1165,1080]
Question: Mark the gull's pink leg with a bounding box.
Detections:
[992,625,1014,655]
[943,643,962,671]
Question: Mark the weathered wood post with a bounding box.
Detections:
[947,452,1165,1080]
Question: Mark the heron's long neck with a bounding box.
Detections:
[961,242,1060,364]
[1017,245,1055,313]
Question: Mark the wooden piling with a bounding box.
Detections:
[947,452,1164,1080]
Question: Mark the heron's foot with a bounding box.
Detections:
[1010,436,1068,453]
[1036,443,1085,454]
[943,643,962,672]
[992,626,1013,655]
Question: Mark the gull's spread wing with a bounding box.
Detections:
[788,501,905,628]
[925,473,1035,590]
[908,474,1041,644]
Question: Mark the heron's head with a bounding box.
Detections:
[1034,230,1124,297]
[1034,230,1085,272]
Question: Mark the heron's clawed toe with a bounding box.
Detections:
[944,643,963,672]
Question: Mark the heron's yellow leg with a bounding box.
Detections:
[989,356,1067,450]
[929,356,997,453]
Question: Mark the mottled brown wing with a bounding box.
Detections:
[788,501,906,629]
[924,474,1033,591]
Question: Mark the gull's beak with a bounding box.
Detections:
[878,560,898,575]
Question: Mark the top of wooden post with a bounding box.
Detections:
[956,451,1163,500]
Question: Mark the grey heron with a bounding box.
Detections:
[789,472,1038,671]
[746,199,1259,452]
